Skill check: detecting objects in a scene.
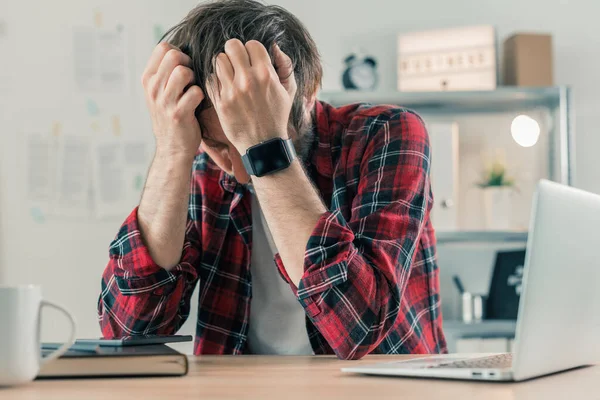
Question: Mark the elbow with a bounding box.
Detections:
[335,347,370,361]
[331,319,400,361]
[333,292,403,361]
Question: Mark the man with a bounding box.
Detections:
[98,0,446,360]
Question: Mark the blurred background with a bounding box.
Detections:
[0,0,596,354]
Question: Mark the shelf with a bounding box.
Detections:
[436,230,528,244]
[444,320,517,338]
[319,86,567,113]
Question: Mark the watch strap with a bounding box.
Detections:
[241,150,255,176]
[282,137,297,162]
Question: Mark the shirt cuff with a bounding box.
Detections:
[109,207,179,296]
[275,210,356,318]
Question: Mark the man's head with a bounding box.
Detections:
[163,0,322,183]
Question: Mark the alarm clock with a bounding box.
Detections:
[342,54,378,90]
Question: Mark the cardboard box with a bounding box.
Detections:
[503,33,553,87]
[397,25,498,92]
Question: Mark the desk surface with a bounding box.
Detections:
[1,355,598,400]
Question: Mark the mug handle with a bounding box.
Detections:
[39,300,77,366]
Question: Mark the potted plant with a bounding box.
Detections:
[477,159,516,230]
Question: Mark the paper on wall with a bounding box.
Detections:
[73,27,127,92]
[26,133,54,202]
[91,138,149,219]
[53,135,92,217]
[24,131,60,223]
[91,139,128,218]
[123,141,148,166]
[124,141,149,193]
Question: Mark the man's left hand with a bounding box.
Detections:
[207,39,297,154]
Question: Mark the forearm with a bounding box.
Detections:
[99,202,201,337]
[99,266,190,337]
[138,150,195,270]
[252,159,327,284]
[252,163,406,359]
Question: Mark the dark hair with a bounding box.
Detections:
[161,0,322,134]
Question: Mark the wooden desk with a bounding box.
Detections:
[1,355,598,400]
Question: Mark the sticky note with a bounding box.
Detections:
[111,115,122,136]
[86,99,99,116]
[153,24,165,43]
[90,121,100,133]
[94,11,103,28]
[30,207,46,223]
[52,122,62,137]
[133,174,144,191]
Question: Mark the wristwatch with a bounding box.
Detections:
[241,138,297,177]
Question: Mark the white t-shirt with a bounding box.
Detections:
[246,194,314,355]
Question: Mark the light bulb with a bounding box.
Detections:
[511,115,540,147]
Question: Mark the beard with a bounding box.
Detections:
[289,100,316,164]
[291,120,314,164]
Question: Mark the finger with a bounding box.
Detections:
[142,42,178,85]
[215,53,234,87]
[156,49,192,90]
[205,74,221,108]
[224,38,251,71]
[165,65,195,102]
[272,43,297,93]
[178,85,204,114]
[244,40,271,67]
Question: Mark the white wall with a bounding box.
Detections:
[0,0,196,343]
[276,0,600,191]
[1,0,599,350]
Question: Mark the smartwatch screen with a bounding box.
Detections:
[248,139,290,176]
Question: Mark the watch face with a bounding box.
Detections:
[248,139,290,177]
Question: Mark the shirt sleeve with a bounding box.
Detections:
[98,207,200,337]
[275,110,434,360]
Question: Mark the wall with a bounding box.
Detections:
[0,0,196,343]
[1,0,598,352]
[278,0,600,190]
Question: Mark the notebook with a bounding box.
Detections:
[38,344,188,379]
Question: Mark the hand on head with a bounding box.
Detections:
[205,38,297,154]
[141,42,204,160]
[141,40,296,161]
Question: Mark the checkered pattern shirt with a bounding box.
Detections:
[98,101,447,359]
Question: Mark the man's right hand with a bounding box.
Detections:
[137,43,204,270]
[142,43,204,160]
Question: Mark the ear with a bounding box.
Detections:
[302,92,318,121]
[303,93,317,111]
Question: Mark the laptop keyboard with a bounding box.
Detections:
[429,353,513,369]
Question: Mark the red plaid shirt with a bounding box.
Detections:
[98,101,447,359]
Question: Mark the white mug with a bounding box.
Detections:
[0,285,76,386]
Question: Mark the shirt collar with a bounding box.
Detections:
[310,100,334,180]
[219,173,239,193]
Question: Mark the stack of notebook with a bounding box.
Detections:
[39,344,188,379]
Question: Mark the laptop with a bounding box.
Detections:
[342,180,600,381]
